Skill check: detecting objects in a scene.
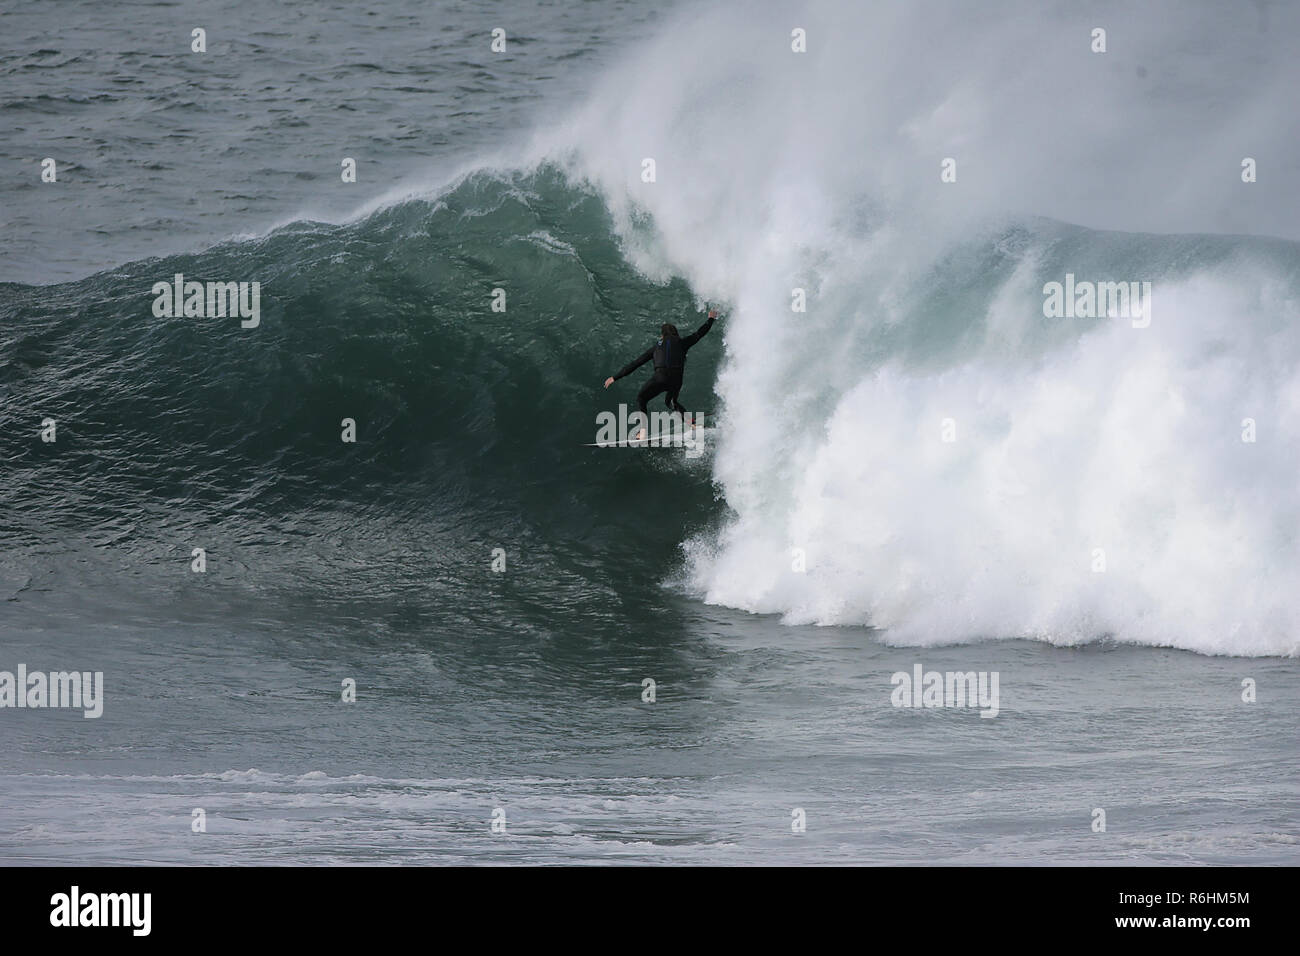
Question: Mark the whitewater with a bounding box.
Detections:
[518,0,1300,656]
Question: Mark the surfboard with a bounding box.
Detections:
[583,425,717,448]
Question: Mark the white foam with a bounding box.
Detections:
[544,0,1300,656]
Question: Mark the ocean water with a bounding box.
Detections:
[2,0,1299,865]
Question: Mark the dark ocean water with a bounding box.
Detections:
[0,0,668,283]
[2,0,1299,864]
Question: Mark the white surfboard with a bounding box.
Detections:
[584,426,717,448]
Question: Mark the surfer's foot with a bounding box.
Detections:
[635,428,647,441]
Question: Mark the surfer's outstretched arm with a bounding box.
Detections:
[605,346,654,387]
[681,309,718,349]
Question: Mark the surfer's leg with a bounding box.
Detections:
[665,377,688,418]
[636,378,667,440]
[637,378,667,416]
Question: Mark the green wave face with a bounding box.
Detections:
[0,166,723,617]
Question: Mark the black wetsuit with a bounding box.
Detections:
[612,314,716,417]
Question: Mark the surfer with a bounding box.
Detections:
[604,308,719,440]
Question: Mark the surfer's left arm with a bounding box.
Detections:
[606,346,654,387]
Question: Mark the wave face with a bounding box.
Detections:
[0,167,720,623]
[5,0,1300,657]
